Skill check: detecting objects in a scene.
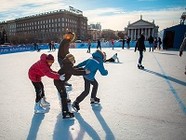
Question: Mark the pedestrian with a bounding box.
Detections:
[72,50,108,112]
[134,33,146,69]
[87,39,91,53]
[97,39,102,50]
[126,37,131,49]
[51,41,56,51]
[105,53,120,63]
[28,53,65,114]
[148,35,154,52]
[54,53,90,118]
[111,39,115,50]
[179,34,186,75]
[153,37,158,51]
[48,41,52,51]
[158,37,162,50]
[33,42,40,52]
[58,32,76,86]
[122,39,125,49]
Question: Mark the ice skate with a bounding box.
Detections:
[90,97,100,104]
[40,97,50,108]
[62,111,74,119]
[72,101,80,112]
[137,64,144,70]
[34,101,47,114]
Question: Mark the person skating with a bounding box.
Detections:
[54,53,90,118]
[58,32,76,86]
[179,34,186,75]
[135,33,146,69]
[28,54,65,114]
[148,35,154,52]
[87,39,91,53]
[105,53,120,63]
[72,50,108,112]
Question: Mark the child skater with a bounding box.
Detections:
[72,50,108,112]
[58,32,76,86]
[28,53,65,114]
[105,53,120,63]
[54,53,90,118]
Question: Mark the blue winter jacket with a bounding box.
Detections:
[76,50,108,81]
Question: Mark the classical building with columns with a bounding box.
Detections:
[124,15,159,40]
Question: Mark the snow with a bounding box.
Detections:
[0,48,186,140]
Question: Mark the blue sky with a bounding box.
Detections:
[0,0,185,31]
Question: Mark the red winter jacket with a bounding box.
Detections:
[28,54,60,82]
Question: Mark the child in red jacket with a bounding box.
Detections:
[28,53,65,114]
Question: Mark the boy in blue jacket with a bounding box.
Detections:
[72,50,108,112]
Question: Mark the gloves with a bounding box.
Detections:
[59,74,65,81]
[85,69,90,74]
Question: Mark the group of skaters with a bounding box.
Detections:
[148,35,162,52]
[28,32,108,118]
[28,31,186,119]
[135,32,186,71]
[48,41,56,51]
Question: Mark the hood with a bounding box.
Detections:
[92,50,104,62]
[40,53,47,62]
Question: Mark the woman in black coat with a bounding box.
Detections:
[135,33,146,69]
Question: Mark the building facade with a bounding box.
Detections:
[0,7,87,44]
[124,15,159,40]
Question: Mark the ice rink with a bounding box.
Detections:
[0,48,186,140]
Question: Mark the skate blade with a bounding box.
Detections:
[72,106,79,112]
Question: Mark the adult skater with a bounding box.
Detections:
[72,50,108,112]
[54,53,90,118]
[28,54,65,114]
[179,34,186,75]
[58,32,75,86]
[135,33,146,69]
[105,53,120,63]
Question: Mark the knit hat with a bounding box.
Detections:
[65,53,76,63]
[47,54,54,61]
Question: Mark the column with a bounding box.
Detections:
[145,28,147,39]
[134,29,136,40]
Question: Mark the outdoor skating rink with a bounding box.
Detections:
[0,48,186,140]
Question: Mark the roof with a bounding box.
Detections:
[128,19,156,28]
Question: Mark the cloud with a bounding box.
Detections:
[0,1,184,31]
[0,0,68,20]
[84,7,184,31]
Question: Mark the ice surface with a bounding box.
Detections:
[0,48,186,140]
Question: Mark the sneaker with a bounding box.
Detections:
[34,101,47,114]
[90,97,100,104]
[72,101,80,112]
[40,97,50,108]
[62,111,74,119]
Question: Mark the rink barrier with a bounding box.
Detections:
[0,41,151,55]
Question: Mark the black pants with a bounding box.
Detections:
[105,58,115,62]
[32,81,45,103]
[75,77,98,104]
[54,80,68,112]
[138,51,143,65]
